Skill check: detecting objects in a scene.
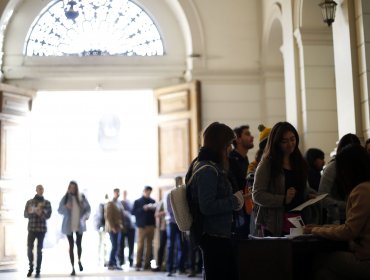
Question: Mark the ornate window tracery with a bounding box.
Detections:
[24,0,164,56]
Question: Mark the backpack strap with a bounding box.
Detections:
[187,161,219,186]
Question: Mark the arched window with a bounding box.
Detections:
[24,0,164,56]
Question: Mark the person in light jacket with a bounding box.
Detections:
[304,144,370,280]
[58,180,91,276]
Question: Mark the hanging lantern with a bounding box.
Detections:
[319,0,337,27]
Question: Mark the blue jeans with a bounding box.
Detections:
[166,222,187,273]
[109,231,122,267]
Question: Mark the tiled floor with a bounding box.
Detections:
[0,269,202,280]
[3,232,203,279]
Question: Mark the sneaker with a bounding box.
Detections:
[35,273,40,278]
[151,267,161,272]
[135,267,141,271]
[70,269,76,276]
[27,269,33,277]
[108,266,115,270]
[115,266,123,270]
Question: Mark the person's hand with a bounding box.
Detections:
[303,224,320,234]
[65,202,72,209]
[233,191,244,211]
[285,187,296,204]
[243,187,252,199]
[243,192,252,199]
[308,193,318,199]
[28,206,34,214]
[35,207,43,216]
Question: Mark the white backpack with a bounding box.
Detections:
[169,162,218,232]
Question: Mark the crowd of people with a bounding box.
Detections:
[24,121,370,280]
[187,122,370,280]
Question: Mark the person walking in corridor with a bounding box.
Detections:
[24,184,52,278]
[58,181,91,276]
[132,186,156,271]
[105,188,124,270]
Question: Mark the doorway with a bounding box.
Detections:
[18,90,157,274]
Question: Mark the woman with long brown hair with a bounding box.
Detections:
[185,122,244,280]
[58,180,91,276]
[252,122,316,237]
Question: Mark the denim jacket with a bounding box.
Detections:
[58,193,91,235]
[191,161,235,238]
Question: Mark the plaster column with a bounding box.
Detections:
[332,0,362,137]
[355,1,370,139]
[294,28,338,154]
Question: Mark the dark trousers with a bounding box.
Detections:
[157,229,167,269]
[200,234,238,280]
[27,231,46,273]
[67,232,83,268]
[109,231,122,267]
[166,222,187,273]
[119,228,135,265]
[189,244,203,273]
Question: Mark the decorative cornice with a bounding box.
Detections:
[294,27,333,46]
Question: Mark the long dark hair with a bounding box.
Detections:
[336,133,360,154]
[304,148,324,170]
[202,122,235,170]
[262,122,307,187]
[336,144,370,195]
[64,180,82,208]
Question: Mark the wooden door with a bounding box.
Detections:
[0,83,35,269]
[154,81,201,181]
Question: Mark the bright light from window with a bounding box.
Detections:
[24,0,164,56]
[29,90,157,200]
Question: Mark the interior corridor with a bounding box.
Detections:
[0,270,201,280]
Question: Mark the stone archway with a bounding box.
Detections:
[261,3,286,127]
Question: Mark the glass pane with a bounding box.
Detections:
[24,0,164,56]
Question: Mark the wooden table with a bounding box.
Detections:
[235,236,347,280]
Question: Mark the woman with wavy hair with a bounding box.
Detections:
[253,121,316,237]
[58,180,91,276]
